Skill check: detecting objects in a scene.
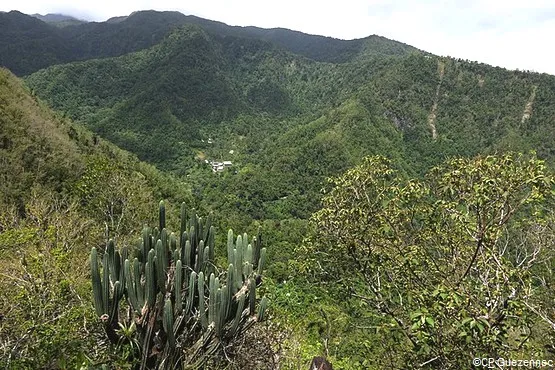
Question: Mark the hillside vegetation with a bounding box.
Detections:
[0,68,192,367]
[0,10,417,76]
[24,23,555,221]
[1,9,555,369]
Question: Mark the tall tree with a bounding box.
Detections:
[305,153,554,368]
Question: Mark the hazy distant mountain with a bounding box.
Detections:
[31,13,86,27]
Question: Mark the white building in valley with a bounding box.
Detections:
[209,160,233,172]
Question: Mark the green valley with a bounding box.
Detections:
[0,9,554,369]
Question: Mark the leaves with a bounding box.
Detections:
[306,153,555,368]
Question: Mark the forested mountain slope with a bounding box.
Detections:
[0,67,189,211]
[2,63,554,368]
[2,7,555,368]
[0,11,75,75]
[24,24,555,219]
[0,10,418,76]
[0,67,199,367]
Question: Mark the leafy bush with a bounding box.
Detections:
[304,153,555,368]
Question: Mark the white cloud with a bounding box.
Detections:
[2,0,555,75]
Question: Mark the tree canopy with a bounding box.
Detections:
[305,153,555,368]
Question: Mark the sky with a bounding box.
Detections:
[2,0,555,75]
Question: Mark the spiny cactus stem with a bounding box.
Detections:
[164,299,175,349]
[91,247,104,317]
[159,200,166,231]
[89,201,269,368]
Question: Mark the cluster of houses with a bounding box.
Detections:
[202,137,235,172]
[205,160,233,172]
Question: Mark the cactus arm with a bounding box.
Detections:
[184,240,192,269]
[175,260,183,313]
[102,252,110,314]
[180,203,187,243]
[198,272,207,330]
[209,273,216,325]
[170,232,177,254]
[214,287,222,336]
[202,245,209,273]
[155,240,167,293]
[124,259,139,312]
[257,296,268,321]
[195,240,204,273]
[245,244,253,265]
[163,299,175,349]
[90,247,104,317]
[159,200,166,231]
[133,258,144,309]
[110,280,122,324]
[186,271,197,314]
[114,250,122,288]
[189,226,196,268]
[161,228,168,251]
[226,264,235,320]
[258,247,267,275]
[180,231,188,262]
[227,229,234,264]
[249,277,256,315]
[230,292,246,336]
[142,227,150,262]
[146,249,156,307]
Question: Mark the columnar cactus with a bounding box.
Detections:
[90,201,268,369]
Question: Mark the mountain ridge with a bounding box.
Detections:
[0,66,190,204]
[0,9,421,75]
[1,8,555,369]
[23,23,555,219]
[31,12,86,26]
